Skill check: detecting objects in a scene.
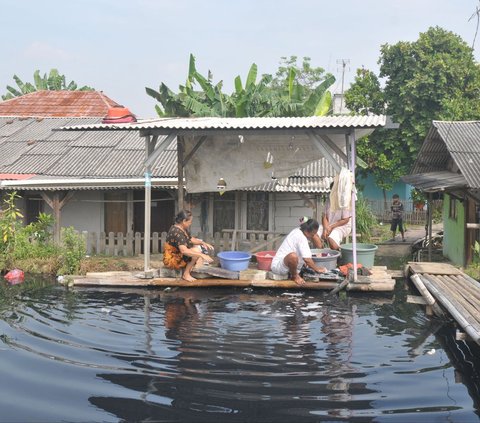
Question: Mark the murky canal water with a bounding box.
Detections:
[0,276,479,422]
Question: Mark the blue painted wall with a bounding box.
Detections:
[357,174,411,204]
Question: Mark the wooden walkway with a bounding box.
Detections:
[70,265,397,292]
[407,262,480,345]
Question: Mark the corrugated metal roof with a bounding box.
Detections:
[62,115,387,131]
[402,171,467,191]
[410,121,480,188]
[0,116,343,192]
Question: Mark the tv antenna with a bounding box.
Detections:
[336,59,350,112]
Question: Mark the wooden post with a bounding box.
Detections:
[428,192,433,261]
[40,191,74,245]
[177,135,185,212]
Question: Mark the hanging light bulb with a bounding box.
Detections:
[217,177,227,196]
[238,135,245,144]
[263,151,274,169]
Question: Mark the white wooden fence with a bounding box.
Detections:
[82,230,285,257]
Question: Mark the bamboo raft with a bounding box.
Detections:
[407,262,480,345]
[70,265,398,292]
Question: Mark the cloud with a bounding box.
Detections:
[23,41,71,61]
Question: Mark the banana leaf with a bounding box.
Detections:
[303,74,335,116]
[234,75,243,94]
[246,63,257,88]
[314,90,331,116]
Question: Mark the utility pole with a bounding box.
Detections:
[336,59,350,113]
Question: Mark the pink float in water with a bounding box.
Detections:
[4,268,25,285]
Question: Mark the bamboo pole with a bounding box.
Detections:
[432,275,480,330]
[410,274,445,317]
[421,274,480,344]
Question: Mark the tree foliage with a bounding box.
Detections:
[2,69,94,101]
[146,55,335,118]
[345,26,480,189]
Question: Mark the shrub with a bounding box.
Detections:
[57,227,86,275]
[355,196,377,242]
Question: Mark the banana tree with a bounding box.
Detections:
[146,54,232,117]
[2,69,93,100]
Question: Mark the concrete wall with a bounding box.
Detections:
[189,192,324,236]
[443,194,465,266]
[43,191,104,233]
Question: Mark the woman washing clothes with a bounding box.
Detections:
[163,210,214,282]
[271,218,327,286]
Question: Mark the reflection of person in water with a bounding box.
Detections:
[164,295,199,338]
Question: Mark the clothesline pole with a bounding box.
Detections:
[349,131,358,282]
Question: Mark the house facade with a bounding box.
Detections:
[404,120,480,266]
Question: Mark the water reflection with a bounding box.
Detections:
[85,290,380,422]
[0,277,479,422]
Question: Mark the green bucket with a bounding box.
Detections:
[340,243,378,268]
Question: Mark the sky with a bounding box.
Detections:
[1,0,479,118]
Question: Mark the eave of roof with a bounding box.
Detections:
[60,115,388,133]
[402,171,467,192]
[0,177,178,191]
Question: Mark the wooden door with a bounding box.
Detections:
[134,190,175,234]
[105,191,127,233]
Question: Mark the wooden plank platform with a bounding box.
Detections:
[407,262,480,345]
[70,265,396,292]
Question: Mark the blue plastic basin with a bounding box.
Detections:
[217,251,252,271]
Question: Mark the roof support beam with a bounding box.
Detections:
[144,132,177,169]
[183,136,207,167]
[307,131,342,173]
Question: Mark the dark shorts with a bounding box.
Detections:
[390,218,404,232]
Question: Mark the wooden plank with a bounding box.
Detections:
[193,266,240,280]
[407,295,428,305]
[408,262,462,275]
[387,270,404,278]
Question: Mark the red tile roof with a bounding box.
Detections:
[0,91,127,117]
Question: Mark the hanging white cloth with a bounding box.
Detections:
[329,167,355,211]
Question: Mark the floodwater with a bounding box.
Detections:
[0,276,480,423]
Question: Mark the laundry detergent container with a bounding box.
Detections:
[217,251,252,271]
[311,248,340,270]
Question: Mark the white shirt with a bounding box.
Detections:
[272,228,312,272]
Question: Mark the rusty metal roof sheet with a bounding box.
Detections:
[0,91,123,118]
[410,121,480,189]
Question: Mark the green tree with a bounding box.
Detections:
[2,69,94,100]
[345,26,480,193]
[380,26,480,156]
[146,54,335,118]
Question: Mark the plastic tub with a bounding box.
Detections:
[340,243,378,268]
[217,251,252,271]
[310,248,340,270]
[254,250,276,271]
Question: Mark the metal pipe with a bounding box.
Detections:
[144,168,151,273]
[350,132,358,282]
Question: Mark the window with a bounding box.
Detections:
[213,191,236,234]
[449,196,457,220]
[25,194,43,225]
[247,192,269,231]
